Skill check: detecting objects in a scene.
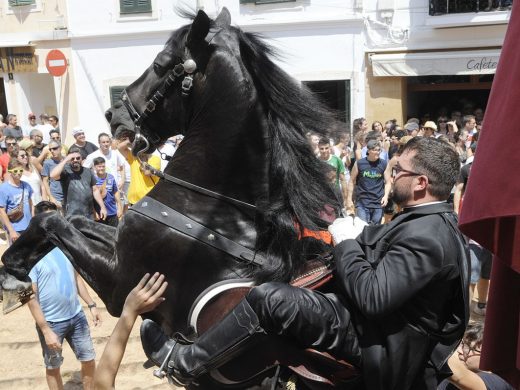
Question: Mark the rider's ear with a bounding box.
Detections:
[188,10,210,44]
[214,7,231,28]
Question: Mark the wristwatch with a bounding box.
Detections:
[88,302,97,309]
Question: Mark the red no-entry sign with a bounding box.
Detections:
[45,50,67,77]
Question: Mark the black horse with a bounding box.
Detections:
[2,8,347,388]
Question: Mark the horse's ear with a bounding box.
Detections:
[188,10,211,44]
[214,7,231,28]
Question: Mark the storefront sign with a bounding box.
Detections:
[0,47,37,73]
[371,49,501,77]
[466,57,498,72]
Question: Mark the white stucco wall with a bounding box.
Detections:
[66,0,366,139]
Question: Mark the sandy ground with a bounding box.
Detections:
[0,242,176,390]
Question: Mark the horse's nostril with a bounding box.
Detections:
[105,110,113,122]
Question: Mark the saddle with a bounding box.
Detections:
[187,255,360,389]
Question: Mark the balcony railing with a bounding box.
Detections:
[429,0,512,15]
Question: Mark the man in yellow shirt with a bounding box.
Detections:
[117,138,160,205]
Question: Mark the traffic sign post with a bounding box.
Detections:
[45,49,67,77]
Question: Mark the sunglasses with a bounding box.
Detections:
[18,154,28,158]
[49,146,60,151]
[8,169,24,174]
[29,117,36,120]
[6,142,17,146]
[70,157,82,161]
[392,165,423,178]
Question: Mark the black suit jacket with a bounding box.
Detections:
[334,203,470,390]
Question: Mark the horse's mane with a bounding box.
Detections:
[234,29,341,282]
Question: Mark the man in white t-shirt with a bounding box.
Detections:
[83,133,125,191]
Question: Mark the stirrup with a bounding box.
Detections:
[152,333,195,387]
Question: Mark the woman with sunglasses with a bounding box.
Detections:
[0,160,34,243]
[17,147,46,206]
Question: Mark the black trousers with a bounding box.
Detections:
[245,282,362,366]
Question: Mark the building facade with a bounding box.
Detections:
[364,0,510,126]
[0,0,510,142]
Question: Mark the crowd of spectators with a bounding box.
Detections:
[0,111,181,245]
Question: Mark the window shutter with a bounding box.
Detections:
[120,0,152,14]
[110,86,127,107]
[8,0,36,6]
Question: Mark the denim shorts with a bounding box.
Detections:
[36,310,95,369]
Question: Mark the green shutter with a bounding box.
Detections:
[120,0,152,14]
[8,0,35,6]
[110,86,127,106]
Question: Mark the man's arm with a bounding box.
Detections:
[75,271,102,326]
[338,172,348,205]
[345,161,358,215]
[94,273,167,390]
[0,207,18,241]
[446,353,486,390]
[92,185,107,220]
[50,154,72,180]
[453,182,464,215]
[334,222,446,318]
[27,283,62,351]
[381,165,392,207]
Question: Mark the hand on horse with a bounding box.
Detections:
[122,273,168,318]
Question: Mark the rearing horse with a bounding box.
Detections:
[2,7,344,388]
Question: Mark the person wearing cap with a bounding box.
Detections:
[347,139,391,225]
[71,127,98,160]
[404,122,420,137]
[28,112,38,131]
[422,121,438,138]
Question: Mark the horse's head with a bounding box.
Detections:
[105,8,250,155]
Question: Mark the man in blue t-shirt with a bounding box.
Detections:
[347,140,392,225]
[27,201,101,390]
[0,160,33,242]
[93,156,122,227]
[42,140,65,210]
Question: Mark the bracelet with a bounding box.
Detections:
[88,302,97,309]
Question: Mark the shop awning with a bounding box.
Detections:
[370,49,501,77]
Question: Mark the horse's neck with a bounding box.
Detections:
[165,121,268,206]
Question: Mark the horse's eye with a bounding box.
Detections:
[153,62,166,76]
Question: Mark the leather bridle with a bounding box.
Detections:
[120,53,266,267]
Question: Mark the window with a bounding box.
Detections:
[120,0,151,14]
[8,0,35,6]
[109,86,127,106]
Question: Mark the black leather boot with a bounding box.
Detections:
[141,300,266,385]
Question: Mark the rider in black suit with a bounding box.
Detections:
[142,137,469,390]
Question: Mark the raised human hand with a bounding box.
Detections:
[122,273,168,317]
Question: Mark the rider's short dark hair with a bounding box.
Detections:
[402,137,460,200]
